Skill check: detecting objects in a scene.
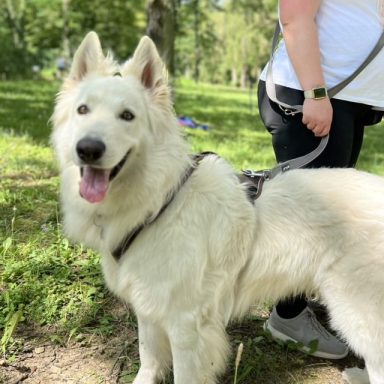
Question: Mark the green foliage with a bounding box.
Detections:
[66,0,146,59]
[1,309,24,355]
[176,0,277,84]
[0,0,147,79]
[0,0,277,83]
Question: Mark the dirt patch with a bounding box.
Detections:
[0,334,361,384]
[0,332,135,384]
[0,305,362,384]
[0,309,139,384]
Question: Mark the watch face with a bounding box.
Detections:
[313,88,327,99]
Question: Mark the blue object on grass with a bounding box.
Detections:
[178,116,209,131]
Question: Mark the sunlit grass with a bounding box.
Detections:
[1,77,384,334]
[0,79,383,382]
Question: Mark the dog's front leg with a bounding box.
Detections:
[169,315,229,384]
[133,316,171,384]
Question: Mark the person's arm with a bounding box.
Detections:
[279,0,332,137]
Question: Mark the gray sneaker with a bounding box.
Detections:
[264,306,348,359]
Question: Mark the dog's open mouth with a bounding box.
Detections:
[79,151,130,203]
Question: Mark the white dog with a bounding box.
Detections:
[52,32,384,384]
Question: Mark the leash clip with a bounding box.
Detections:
[278,104,300,116]
[242,169,271,181]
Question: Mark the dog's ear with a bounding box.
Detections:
[69,31,104,81]
[125,36,167,90]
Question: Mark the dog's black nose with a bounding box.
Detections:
[76,138,106,163]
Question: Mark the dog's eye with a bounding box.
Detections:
[120,110,135,121]
[77,105,89,115]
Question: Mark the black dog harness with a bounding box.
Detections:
[111,152,265,261]
[111,135,330,262]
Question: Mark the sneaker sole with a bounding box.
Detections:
[263,321,348,360]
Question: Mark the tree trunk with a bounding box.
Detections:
[146,0,177,75]
[193,0,200,83]
[240,66,247,88]
[231,67,237,86]
[62,0,71,59]
[5,0,26,50]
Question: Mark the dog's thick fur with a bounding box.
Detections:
[52,32,384,384]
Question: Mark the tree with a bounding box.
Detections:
[174,0,277,85]
[1,0,31,77]
[0,0,277,83]
[176,0,221,83]
[0,0,147,78]
[221,0,277,86]
[146,0,177,75]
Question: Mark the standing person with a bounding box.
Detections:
[56,56,67,79]
[257,0,384,359]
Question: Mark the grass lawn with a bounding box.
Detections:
[0,78,383,383]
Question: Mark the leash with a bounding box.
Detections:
[240,135,327,199]
[242,134,329,182]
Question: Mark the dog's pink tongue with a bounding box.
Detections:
[80,166,110,203]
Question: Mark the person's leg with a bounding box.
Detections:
[257,81,367,358]
[275,296,307,319]
[258,81,320,319]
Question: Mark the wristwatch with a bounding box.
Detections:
[304,87,328,100]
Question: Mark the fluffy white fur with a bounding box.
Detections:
[52,32,384,384]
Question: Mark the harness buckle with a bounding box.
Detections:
[241,169,269,202]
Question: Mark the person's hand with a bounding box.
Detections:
[302,97,333,137]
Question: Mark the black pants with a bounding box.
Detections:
[257,80,380,318]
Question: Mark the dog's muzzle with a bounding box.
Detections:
[76,138,130,203]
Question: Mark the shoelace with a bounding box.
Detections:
[306,310,331,340]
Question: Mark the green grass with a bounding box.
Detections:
[175,79,275,170]
[0,78,383,382]
[0,154,112,360]
[0,81,113,355]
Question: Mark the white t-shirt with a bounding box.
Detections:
[260,0,384,108]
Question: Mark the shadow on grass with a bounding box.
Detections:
[0,80,59,144]
[221,316,362,384]
[117,315,362,384]
[358,122,384,174]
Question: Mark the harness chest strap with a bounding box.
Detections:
[112,152,213,261]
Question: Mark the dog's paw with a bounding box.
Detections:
[132,368,158,384]
[342,367,370,384]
